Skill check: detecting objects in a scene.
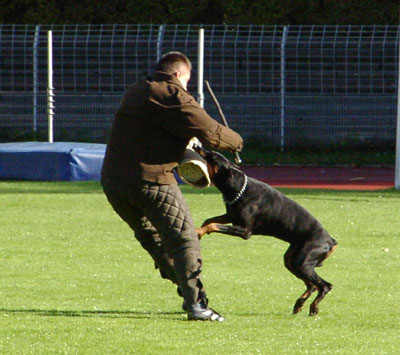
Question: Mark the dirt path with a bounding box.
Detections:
[241,166,395,190]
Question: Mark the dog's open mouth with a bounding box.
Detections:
[177,148,211,188]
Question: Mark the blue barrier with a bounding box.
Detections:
[0,142,106,181]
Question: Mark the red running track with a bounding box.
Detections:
[241,166,395,190]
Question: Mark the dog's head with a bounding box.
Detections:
[193,145,236,185]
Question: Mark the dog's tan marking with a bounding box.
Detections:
[195,223,221,239]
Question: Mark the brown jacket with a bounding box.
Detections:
[101,72,243,185]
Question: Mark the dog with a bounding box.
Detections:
[193,146,337,316]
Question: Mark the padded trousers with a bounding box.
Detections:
[102,179,207,310]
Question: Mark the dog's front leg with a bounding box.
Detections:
[196,223,223,239]
[196,223,249,239]
[213,224,252,240]
[198,223,251,240]
[201,214,230,227]
[196,214,231,239]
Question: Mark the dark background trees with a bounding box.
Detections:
[0,0,398,25]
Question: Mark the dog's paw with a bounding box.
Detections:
[195,227,206,239]
[195,223,221,239]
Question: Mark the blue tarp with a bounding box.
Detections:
[0,142,106,181]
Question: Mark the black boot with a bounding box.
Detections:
[179,287,208,311]
[187,302,225,322]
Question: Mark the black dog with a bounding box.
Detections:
[194,146,337,316]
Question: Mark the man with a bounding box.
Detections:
[101,51,243,321]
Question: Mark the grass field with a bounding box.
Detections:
[1,181,399,354]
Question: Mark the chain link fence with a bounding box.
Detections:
[0,24,399,148]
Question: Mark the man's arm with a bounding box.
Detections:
[150,92,243,152]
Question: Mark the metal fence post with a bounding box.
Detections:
[156,25,165,61]
[33,25,40,135]
[280,26,288,152]
[395,34,400,190]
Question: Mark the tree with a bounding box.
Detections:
[0,0,398,25]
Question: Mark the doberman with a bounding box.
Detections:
[194,146,337,316]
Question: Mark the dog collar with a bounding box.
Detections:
[224,174,248,205]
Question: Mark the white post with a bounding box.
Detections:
[198,28,205,108]
[395,36,400,189]
[47,30,54,143]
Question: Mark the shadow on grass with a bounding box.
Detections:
[0,308,186,320]
[1,308,292,322]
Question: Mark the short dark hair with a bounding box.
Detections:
[155,51,192,73]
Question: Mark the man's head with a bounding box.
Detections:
[155,51,192,90]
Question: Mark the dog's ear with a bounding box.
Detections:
[213,155,232,177]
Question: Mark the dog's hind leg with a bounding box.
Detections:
[284,241,336,316]
[308,278,333,316]
[308,241,337,315]
[292,281,317,314]
[284,247,316,314]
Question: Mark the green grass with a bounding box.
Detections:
[1,181,400,354]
